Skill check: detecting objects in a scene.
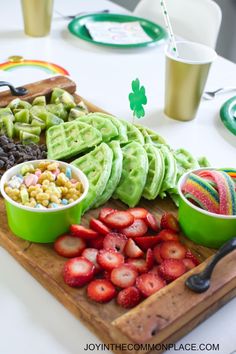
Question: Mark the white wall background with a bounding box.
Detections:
[110,0,236,63]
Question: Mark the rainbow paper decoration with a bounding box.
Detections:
[0,59,69,76]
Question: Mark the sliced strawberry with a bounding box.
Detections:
[183,258,196,271]
[70,225,99,240]
[87,279,116,303]
[145,213,159,232]
[82,248,101,273]
[136,273,166,297]
[157,229,180,242]
[153,244,164,264]
[128,207,148,219]
[134,235,159,251]
[122,219,148,238]
[89,218,110,236]
[185,250,200,265]
[103,232,127,253]
[63,257,95,287]
[160,241,186,260]
[124,238,144,258]
[146,249,154,270]
[159,259,186,282]
[98,207,116,222]
[54,234,86,258]
[89,236,104,250]
[127,258,148,274]
[103,211,134,229]
[161,213,180,232]
[117,286,142,309]
[149,265,161,277]
[97,249,124,271]
[111,264,138,288]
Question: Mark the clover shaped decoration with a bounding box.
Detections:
[129,78,147,119]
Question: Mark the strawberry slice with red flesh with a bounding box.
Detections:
[99,208,116,223]
[87,279,116,303]
[153,244,164,264]
[124,238,144,258]
[145,213,159,232]
[146,248,154,270]
[128,208,148,219]
[103,232,127,253]
[63,257,95,287]
[70,225,99,240]
[127,258,148,274]
[136,273,166,297]
[122,219,148,238]
[149,265,161,277]
[97,249,124,271]
[157,229,180,242]
[161,213,180,232]
[54,234,86,258]
[111,264,138,288]
[183,258,196,271]
[185,250,200,265]
[89,236,104,250]
[82,248,101,273]
[89,218,110,236]
[103,211,134,229]
[160,241,187,260]
[117,286,142,309]
[159,259,186,282]
[134,235,159,251]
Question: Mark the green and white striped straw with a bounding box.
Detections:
[160,0,178,56]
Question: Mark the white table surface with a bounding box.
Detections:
[0,1,236,354]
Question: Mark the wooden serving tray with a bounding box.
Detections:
[0,76,236,354]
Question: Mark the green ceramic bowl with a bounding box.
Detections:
[178,168,236,248]
[0,160,89,243]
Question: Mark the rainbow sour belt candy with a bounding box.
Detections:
[182,169,236,215]
[182,173,220,214]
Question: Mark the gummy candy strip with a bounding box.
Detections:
[182,173,220,214]
[201,170,236,215]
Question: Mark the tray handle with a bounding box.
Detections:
[0,81,28,96]
[185,237,236,293]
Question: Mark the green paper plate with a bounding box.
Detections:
[220,96,236,135]
[68,13,167,49]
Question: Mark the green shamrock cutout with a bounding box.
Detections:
[129,78,147,119]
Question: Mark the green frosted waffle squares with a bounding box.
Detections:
[120,119,144,145]
[89,112,128,144]
[46,120,102,160]
[113,141,148,207]
[72,142,113,214]
[135,124,167,145]
[143,144,165,200]
[77,113,118,142]
[93,140,123,208]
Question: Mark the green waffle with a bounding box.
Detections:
[135,124,167,145]
[113,142,148,207]
[89,112,128,144]
[93,140,123,208]
[46,120,102,160]
[159,145,177,198]
[120,119,144,145]
[72,143,113,214]
[143,144,165,200]
[76,113,118,142]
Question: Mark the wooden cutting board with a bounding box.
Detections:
[0,76,236,354]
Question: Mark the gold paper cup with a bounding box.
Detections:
[21,0,54,37]
[164,41,217,121]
